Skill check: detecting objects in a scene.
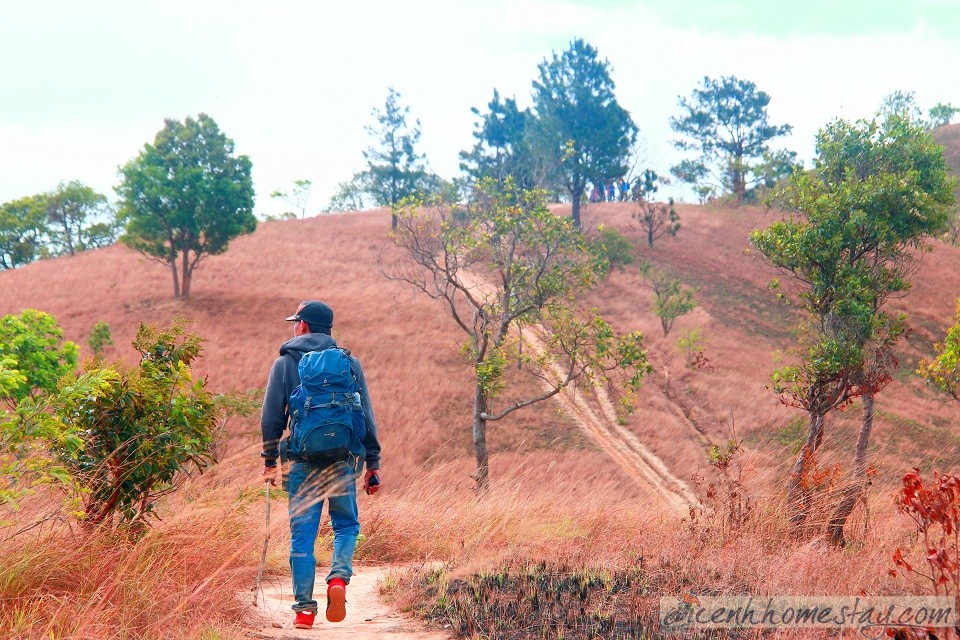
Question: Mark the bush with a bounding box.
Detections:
[675,328,714,372]
[892,467,960,598]
[0,309,78,405]
[590,226,635,273]
[0,313,100,510]
[61,318,223,529]
[87,320,113,356]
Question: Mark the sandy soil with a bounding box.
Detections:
[246,565,451,640]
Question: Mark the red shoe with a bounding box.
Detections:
[293,610,316,629]
[326,578,347,623]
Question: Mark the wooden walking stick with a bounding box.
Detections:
[252,482,271,606]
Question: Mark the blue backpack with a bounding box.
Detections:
[288,348,365,467]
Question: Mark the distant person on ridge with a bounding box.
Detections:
[260,300,382,630]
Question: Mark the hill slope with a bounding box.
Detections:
[3,199,960,498]
[6,194,960,639]
[5,130,960,640]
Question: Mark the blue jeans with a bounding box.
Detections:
[287,460,360,613]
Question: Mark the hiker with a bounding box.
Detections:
[260,300,382,630]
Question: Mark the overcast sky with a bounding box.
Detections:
[1,0,958,216]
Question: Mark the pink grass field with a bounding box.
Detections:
[2,174,960,637]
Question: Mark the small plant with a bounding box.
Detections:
[708,438,751,529]
[675,327,714,371]
[639,263,696,336]
[891,467,960,600]
[676,327,703,364]
[590,226,635,273]
[87,320,113,356]
[631,169,679,247]
[690,422,751,539]
[420,562,652,638]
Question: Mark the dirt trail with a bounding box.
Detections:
[455,271,698,513]
[522,328,698,512]
[246,565,450,640]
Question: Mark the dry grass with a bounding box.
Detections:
[2,197,960,638]
[0,491,256,639]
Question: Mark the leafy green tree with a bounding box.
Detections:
[639,263,696,336]
[531,38,637,229]
[87,321,113,357]
[671,75,793,203]
[0,310,78,406]
[363,88,431,229]
[632,170,679,246]
[879,90,925,122]
[752,113,954,534]
[61,318,224,528]
[0,195,47,269]
[749,148,803,201]
[270,179,313,219]
[460,89,541,190]
[879,90,960,130]
[385,179,650,492]
[116,114,256,299]
[323,172,375,213]
[44,181,118,256]
[929,102,960,129]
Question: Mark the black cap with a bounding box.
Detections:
[285,301,333,331]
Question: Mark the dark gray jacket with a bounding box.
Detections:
[260,333,381,470]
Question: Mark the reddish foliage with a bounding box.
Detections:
[893,467,960,596]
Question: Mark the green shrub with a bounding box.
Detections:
[61,317,222,529]
[0,309,78,404]
[640,263,697,336]
[87,320,113,356]
[591,227,635,273]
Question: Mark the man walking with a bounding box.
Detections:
[260,300,381,629]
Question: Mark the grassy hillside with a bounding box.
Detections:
[5,201,959,489]
[3,194,960,638]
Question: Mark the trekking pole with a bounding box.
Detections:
[252,481,271,606]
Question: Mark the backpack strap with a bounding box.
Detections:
[310,391,362,409]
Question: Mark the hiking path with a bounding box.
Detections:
[246,565,450,640]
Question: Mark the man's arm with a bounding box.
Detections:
[352,358,381,471]
[260,357,290,467]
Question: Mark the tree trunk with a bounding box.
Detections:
[180,250,193,299]
[731,156,746,204]
[570,187,583,230]
[64,220,75,256]
[786,410,825,525]
[169,256,181,299]
[827,393,874,545]
[733,175,746,204]
[472,384,490,495]
[391,212,398,230]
